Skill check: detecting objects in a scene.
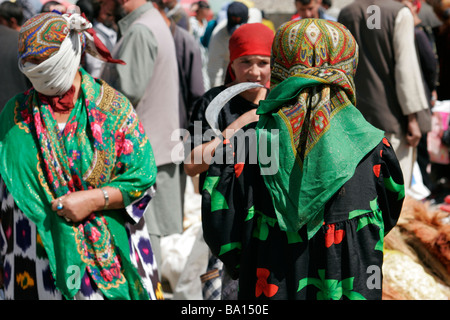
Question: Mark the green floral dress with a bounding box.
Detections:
[202,132,404,300]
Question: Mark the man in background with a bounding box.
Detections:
[0,2,30,112]
[338,0,429,190]
[78,0,120,78]
[207,1,249,88]
[0,0,24,30]
[291,0,336,21]
[163,0,189,31]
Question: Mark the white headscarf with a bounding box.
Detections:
[19,9,123,97]
[19,12,93,96]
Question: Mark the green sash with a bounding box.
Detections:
[256,72,384,238]
[0,68,156,299]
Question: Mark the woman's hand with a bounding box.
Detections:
[51,187,123,223]
[224,109,259,137]
[184,109,259,177]
[51,189,103,223]
[406,113,422,147]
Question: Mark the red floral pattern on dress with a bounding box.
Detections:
[255,268,278,298]
[373,164,381,178]
[324,223,345,248]
[234,163,244,178]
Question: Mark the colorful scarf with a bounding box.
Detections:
[256,19,385,238]
[0,68,156,299]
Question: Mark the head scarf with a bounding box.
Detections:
[225,22,274,84]
[256,19,384,238]
[18,11,123,108]
[226,1,249,34]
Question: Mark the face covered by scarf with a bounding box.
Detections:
[18,10,124,111]
[225,22,274,85]
[256,19,385,238]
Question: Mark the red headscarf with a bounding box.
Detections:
[225,23,275,85]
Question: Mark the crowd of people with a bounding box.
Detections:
[0,0,449,300]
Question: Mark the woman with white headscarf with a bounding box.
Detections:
[0,10,162,300]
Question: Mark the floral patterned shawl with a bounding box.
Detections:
[256,19,385,238]
[0,68,157,299]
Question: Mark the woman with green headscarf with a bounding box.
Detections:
[201,19,405,300]
[0,11,161,300]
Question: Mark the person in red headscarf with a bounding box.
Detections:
[184,22,274,189]
[184,22,274,300]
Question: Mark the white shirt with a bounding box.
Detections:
[393,7,429,116]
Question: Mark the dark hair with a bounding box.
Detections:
[443,8,450,21]
[40,1,62,13]
[76,0,100,22]
[197,1,209,9]
[227,1,248,34]
[295,0,313,4]
[0,1,24,25]
[150,0,164,10]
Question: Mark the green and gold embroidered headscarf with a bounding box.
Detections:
[256,19,385,238]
